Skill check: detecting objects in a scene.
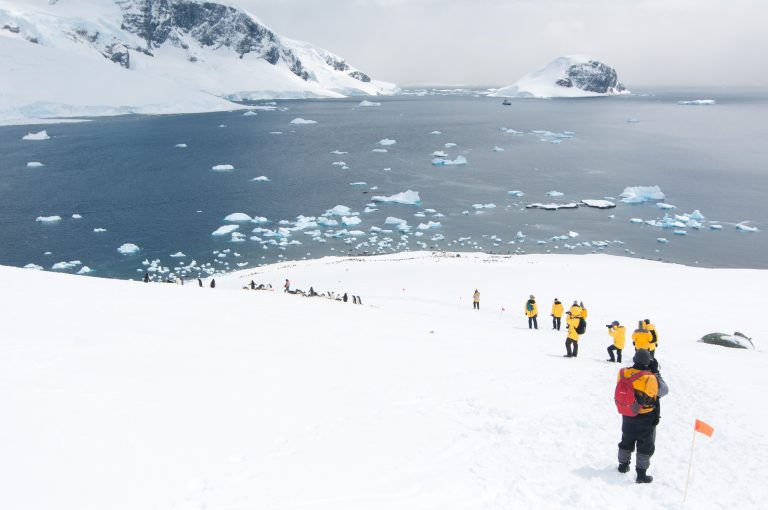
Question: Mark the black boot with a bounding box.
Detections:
[618,462,630,473]
[636,469,653,483]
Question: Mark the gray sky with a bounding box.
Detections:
[236,0,768,88]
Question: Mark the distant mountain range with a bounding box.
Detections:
[0,0,396,122]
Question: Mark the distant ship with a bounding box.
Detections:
[502,99,512,105]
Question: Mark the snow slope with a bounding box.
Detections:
[1,252,765,509]
[0,0,396,124]
[492,55,629,99]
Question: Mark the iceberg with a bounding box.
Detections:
[22,130,50,141]
[36,215,62,223]
[117,243,140,255]
[224,213,252,222]
[378,139,396,146]
[212,225,239,236]
[546,191,564,197]
[620,186,665,203]
[330,150,348,155]
[175,143,188,148]
[252,176,270,182]
[689,210,706,221]
[290,118,317,124]
[445,143,457,148]
[52,260,82,270]
[211,164,235,171]
[430,131,442,135]
[24,263,44,271]
[493,146,505,152]
[326,205,355,216]
[432,151,448,157]
[678,99,716,105]
[26,162,45,167]
[71,214,82,219]
[372,148,388,153]
[170,252,186,258]
[342,216,362,226]
[657,238,669,243]
[93,228,107,233]
[77,266,93,274]
[507,190,525,197]
[656,203,676,210]
[472,203,496,209]
[736,224,759,232]
[432,155,467,166]
[417,221,442,230]
[242,110,258,116]
[525,203,579,210]
[359,100,382,107]
[371,190,421,206]
[581,199,616,209]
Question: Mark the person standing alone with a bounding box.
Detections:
[473,289,480,310]
[551,298,563,330]
[525,295,538,329]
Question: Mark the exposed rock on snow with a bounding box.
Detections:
[492,56,628,98]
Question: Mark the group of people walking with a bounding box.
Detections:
[471,289,668,484]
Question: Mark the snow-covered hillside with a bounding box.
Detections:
[492,55,629,98]
[1,252,765,509]
[0,0,396,124]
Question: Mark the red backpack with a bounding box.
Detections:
[615,370,651,416]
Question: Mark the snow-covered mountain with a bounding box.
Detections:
[492,55,629,98]
[0,0,396,123]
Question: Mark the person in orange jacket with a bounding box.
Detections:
[644,319,658,358]
[524,295,538,329]
[551,298,563,330]
[632,321,653,351]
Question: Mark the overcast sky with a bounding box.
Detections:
[235,0,768,88]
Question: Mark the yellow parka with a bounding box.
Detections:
[581,307,588,319]
[567,316,581,341]
[645,322,658,351]
[569,304,583,318]
[618,367,659,414]
[525,300,538,317]
[551,301,564,318]
[473,291,480,303]
[609,325,626,350]
[632,326,653,351]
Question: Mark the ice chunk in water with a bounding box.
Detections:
[52,260,82,270]
[507,190,525,197]
[581,199,615,209]
[678,99,716,105]
[326,205,355,216]
[170,252,186,258]
[359,100,381,107]
[175,143,187,148]
[252,176,270,182]
[656,203,676,210]
[36,215,62,223]
[22,130,50,140]
[472,203,496,209]
[224,213,252,222]
[342,216,362,226]
[432,155,467,166]
[117,243,140,255]
[212,225,239,236]
[378,139,396,146]
[26,161,45,167]
[620,186,665,203]
[212,164,235,171]
[736,224,759,232]
[372,190,421,206]
[546,191,564,197]
[290,118,317,124]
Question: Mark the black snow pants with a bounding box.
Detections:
[552,316,561,330]
[608,345,622,362]
[618,413,657,469]
[528,316,538,329]
[565,338,578,357]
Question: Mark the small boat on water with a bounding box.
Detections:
[502,99,512,105]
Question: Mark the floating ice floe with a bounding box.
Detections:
[689,210,706,221]
[350,182,366,186]
[359,100,382,107]
[656,203,676,210]
[417,221,442,230]
[432,151,448,157]
[71,214,82,219]
[364,207,378,213]
[24,264,44,271]
[546,191,564,197]
[224,213,252,222]
[507,190,525,197]
[270,131,283,135]
[709,224,723,230]
[378,139,396,146]
[212,225,239,236]
[117,243,140,255]
[526,203,579,210]
[290,118,317,124]
[627,117,640,123]
[243,111,258,116]
[330,150,348,155]
[170,252,186,258]
[251,176,270,182]
[342,216,362,226]
[620,186,665,203]
[493,146,504,152]
[673,230,688,236]
[372,148,388,153]
[22,130,50,140]
[657,238,669,243]
[211,164,235,171]
[230,232,246,242]
[581,199,616,209]
[472,203,496,209]
[26,162,44,167]
[326,205,355,216]
[371,190,421,206]
[432,155,467,166]
[317,217,339,227]
[678,99,716,105]
[77,266,93,274]
[52,260,81,270]
[36,215,62,223]
[93,228,107,233]
[737,224,759,232]
[630,218,643,224]
[500,127,524,135]
[445,142,457,148]
[430,131,442,135]
[175,143,187,148]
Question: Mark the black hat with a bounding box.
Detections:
[633,349,652,367]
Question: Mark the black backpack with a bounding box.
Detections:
[575,317,587,334]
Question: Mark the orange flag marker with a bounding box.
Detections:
[695,419,714,437]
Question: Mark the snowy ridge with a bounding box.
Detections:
[492,55,629,99]
[0,0,396,123]
[1,252,766,509]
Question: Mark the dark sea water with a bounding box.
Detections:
[1,88,766,280]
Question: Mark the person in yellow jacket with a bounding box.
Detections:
[551,298,563,330]
[564,312,582,357]
[524,295,538,329]
[632,320,653,351]
[569,300,583,319]
[607,320,626,362]
[643,319,658,358]
[472,289,480,310]
[616,349,669,484]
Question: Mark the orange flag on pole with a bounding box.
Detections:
[695,419,714,437]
